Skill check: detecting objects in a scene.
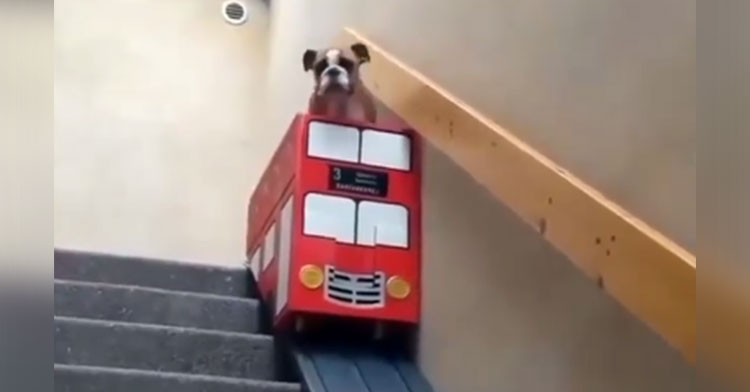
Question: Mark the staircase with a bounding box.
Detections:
[53,249,300,392]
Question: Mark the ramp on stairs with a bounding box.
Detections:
[291,341,435,392]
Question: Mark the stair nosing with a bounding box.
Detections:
[54,278,259,303]
[54,315,272,341]
[54,363,300,388]
[55,248,248,274]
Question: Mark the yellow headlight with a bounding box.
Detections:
[299,264,324,289]
[386,276,411,299]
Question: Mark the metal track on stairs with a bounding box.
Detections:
[291,341,435,392]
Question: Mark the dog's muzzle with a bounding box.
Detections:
[319,65,351,95]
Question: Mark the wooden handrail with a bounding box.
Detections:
[336,28,696,363]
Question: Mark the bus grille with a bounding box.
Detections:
[325,266,385,308]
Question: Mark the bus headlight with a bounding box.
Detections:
[386,276,411,299]
[299,264,324,289]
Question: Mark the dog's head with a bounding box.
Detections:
[303,43,370,96]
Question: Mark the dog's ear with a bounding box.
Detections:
[350,43,370,63]
[303,49,317,71]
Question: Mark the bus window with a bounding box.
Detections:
[303,193,356,244]
[307,121,360,163]
[360,130,411,171]
[262,222,276,270]
[356,201,409,248]
[276,196,294,315]
[249,247,260,279]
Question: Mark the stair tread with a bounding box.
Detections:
[54,364,300,392]
[55,279,261,333]
[52,250,291,388]
[55,316,275,380]
[54,278,258,303]
[54,315,271,339]
[55,249,252,297]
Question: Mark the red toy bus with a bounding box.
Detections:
[245,113,421,333]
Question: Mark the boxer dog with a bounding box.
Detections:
[303,43,377,123]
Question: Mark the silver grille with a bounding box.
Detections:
[325,266,385,308]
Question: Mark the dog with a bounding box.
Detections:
[303,43,377,123]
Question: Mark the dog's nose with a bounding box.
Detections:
[326,68,341,77]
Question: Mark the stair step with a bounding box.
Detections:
[54,364,300,392]
[54,279,261,333]
[55,317,275,380]
[55,249,251,297]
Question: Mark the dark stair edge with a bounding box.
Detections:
[54,248,255,297]
[54,278,260,304]
[53,315,274,341]
[54,248,248,275]
[54,364,301,390]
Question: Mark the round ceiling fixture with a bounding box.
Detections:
[222,0,248,25]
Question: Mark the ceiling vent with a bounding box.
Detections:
[222,1,248,25]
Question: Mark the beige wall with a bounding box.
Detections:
[697,1,750,388]
[420,144,693,391]
[54,0,274,263]
[1,1,53,277]
[355,0,696,253]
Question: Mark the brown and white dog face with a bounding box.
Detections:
[303,43,370,96]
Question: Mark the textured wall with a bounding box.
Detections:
[697,1,750,388]
[419,144,693,391]
[54,0,272,263]
[355,0,696,252]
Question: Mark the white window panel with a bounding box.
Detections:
[249,248,260,280]
[304,193,355,244]
[307,121,360,163]
[276,196,294,315]
[262,222,276,270]
[360,130,411,170]
[357,201,409,248]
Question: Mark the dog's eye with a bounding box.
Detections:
[314,60,328,75]
[339,58,354,72]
